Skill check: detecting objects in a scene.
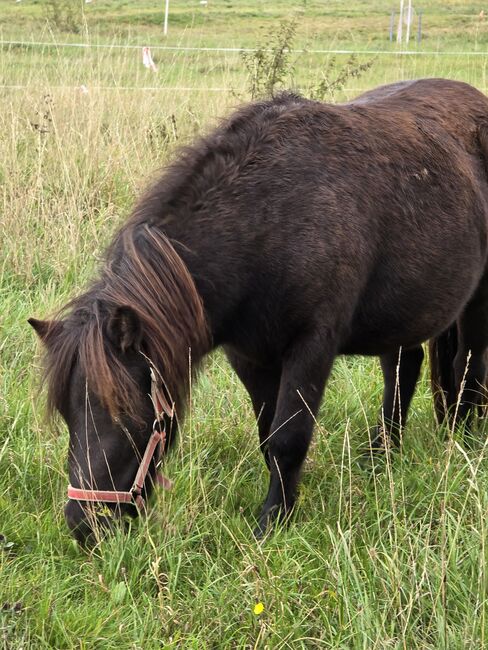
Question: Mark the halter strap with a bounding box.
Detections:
[150,367,175,420]
[67,369,174,511]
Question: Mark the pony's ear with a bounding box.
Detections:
[28,318,63,346]
[106,305,142,353]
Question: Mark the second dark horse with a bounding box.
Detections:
[31,79,488,544]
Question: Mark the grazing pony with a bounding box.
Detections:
[30,79,488,544]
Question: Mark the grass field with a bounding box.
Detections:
[3,1,488,648]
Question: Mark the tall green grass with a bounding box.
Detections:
[2,2,488,647]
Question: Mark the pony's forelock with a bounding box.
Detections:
[41,225,209,423]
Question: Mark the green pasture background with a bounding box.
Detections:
[2,1,488,647]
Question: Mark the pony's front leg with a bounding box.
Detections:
[225,348,281,469]
[255,331,335,538]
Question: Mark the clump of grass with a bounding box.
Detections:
[29,93,54,135]
[309,54,376,101]
[146,114,179,152]
[241,17,299,100]
[43,0,84,34]
[241,17,375,102]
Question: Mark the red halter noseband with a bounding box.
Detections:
[67,368,173,511]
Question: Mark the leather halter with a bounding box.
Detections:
[67,368,174,511]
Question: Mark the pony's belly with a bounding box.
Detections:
[341,302,462,356]
[340,331,427,356]
[341,238,486,356]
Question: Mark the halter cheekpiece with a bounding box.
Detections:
[67,367,173,511]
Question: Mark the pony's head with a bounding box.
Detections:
[30,225,209,545]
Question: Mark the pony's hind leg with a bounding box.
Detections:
[369,346,424,451]
[255,328,336,538]
[453,282,488,438]
[225,349,281,468]
[429,324,459,426]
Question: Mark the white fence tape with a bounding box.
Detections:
[1,39,488,56]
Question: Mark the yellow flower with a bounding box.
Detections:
[253,602,264,615]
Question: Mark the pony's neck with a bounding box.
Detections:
[155,217,246,348]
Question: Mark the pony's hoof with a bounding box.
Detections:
[253,505,278,540]
[358,426,400,469]
[253,522,268,540]
[357,447,386,474]
[253,504,293,539]
[463,430,482,450]
[358,434,388,472]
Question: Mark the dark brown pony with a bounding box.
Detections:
[30,79,488,544]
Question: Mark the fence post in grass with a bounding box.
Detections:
[405,0,412,43]
[389,11,395,42]
[164,0,170,36]
[417,10,422,43]
[396,0,404,43]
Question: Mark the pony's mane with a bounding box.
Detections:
[43,223,209,421]
[129,91,309,226]
[42,92,307,421]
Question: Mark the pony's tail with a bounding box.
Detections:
[429,323,458,425]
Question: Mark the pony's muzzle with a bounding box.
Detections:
[64,499,132,546]
[65,500,96,545]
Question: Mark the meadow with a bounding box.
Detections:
[2,1,488,647]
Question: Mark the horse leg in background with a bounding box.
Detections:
[225,349,281,468]
[369,346,424,452]
[452,280,488,439]
[255,328,336,538]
